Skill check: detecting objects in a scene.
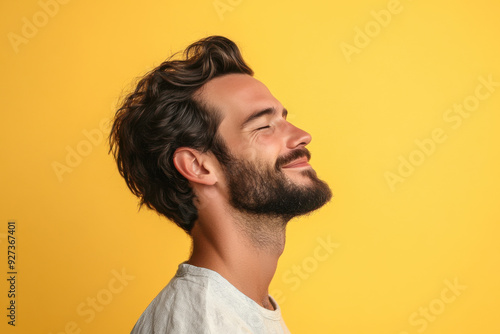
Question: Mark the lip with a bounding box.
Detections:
[281,156,311,169]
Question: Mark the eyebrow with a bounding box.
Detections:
[240,107,288,129]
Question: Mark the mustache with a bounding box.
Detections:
[275,148,311,170]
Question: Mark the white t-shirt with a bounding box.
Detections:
[131,263,291,334]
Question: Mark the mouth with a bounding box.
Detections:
[281,156,311,169]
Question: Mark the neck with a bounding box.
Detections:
[187,208,288,310]
[234,210,288,254]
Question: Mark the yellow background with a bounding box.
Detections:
[1,0,499,333]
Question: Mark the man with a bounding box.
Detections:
[110,35,332,333]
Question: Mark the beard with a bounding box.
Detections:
[220,147,332,222]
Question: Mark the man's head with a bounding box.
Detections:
[110,36,331,234]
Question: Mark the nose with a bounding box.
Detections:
[285,122,312,149]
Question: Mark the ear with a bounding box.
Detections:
[173,148,218,186]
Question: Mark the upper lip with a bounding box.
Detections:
[281,156,309,168]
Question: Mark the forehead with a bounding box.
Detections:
[197,73,281,125]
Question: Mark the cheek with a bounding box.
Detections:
[221,128,284,163]
[250,135,283,162]
[254,135,279,149]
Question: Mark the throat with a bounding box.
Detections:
[234,212,288,255]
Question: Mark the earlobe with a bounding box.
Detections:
[173,148,217,185]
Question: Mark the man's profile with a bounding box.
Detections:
[109,35,332,333]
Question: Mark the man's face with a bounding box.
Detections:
[198,74,331,219]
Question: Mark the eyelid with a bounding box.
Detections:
[253,110,287,132]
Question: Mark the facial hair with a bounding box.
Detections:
[221,147,332,222]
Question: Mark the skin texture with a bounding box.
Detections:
[173,73,324,310]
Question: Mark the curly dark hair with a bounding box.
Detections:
[109,35,253,233]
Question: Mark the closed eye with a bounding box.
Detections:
[256,125,270,131]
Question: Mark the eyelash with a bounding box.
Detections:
[255,114,287,132]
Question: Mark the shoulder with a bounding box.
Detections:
[131,267,214,334]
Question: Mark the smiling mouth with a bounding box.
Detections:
[281,156,311,169]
